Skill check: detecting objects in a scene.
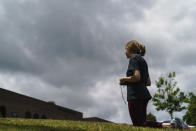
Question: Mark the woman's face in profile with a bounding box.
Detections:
[125,48,130,58]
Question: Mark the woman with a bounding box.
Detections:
[119,40,179,128]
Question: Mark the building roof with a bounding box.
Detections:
[0,87,82,114]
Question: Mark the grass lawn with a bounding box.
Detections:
[0,118,195,131]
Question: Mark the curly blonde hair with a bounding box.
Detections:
[125,40,146,56]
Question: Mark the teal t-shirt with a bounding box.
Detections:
[126,54,152,101]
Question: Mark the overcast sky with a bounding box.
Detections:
[0,0,196,124]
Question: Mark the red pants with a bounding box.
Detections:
[128,99,162,128]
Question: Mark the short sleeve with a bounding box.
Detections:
[128,57,140,71]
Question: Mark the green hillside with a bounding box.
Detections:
[0,118,194,131]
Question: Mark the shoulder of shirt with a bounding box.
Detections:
[129,54,141,61]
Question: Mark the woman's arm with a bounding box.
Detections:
[127,70,141,82]
[120,70,141,84]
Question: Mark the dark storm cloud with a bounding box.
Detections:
[0,32,41,74]
[0,0,157,88]
[172,49,196,67]
[0,1,43,74]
